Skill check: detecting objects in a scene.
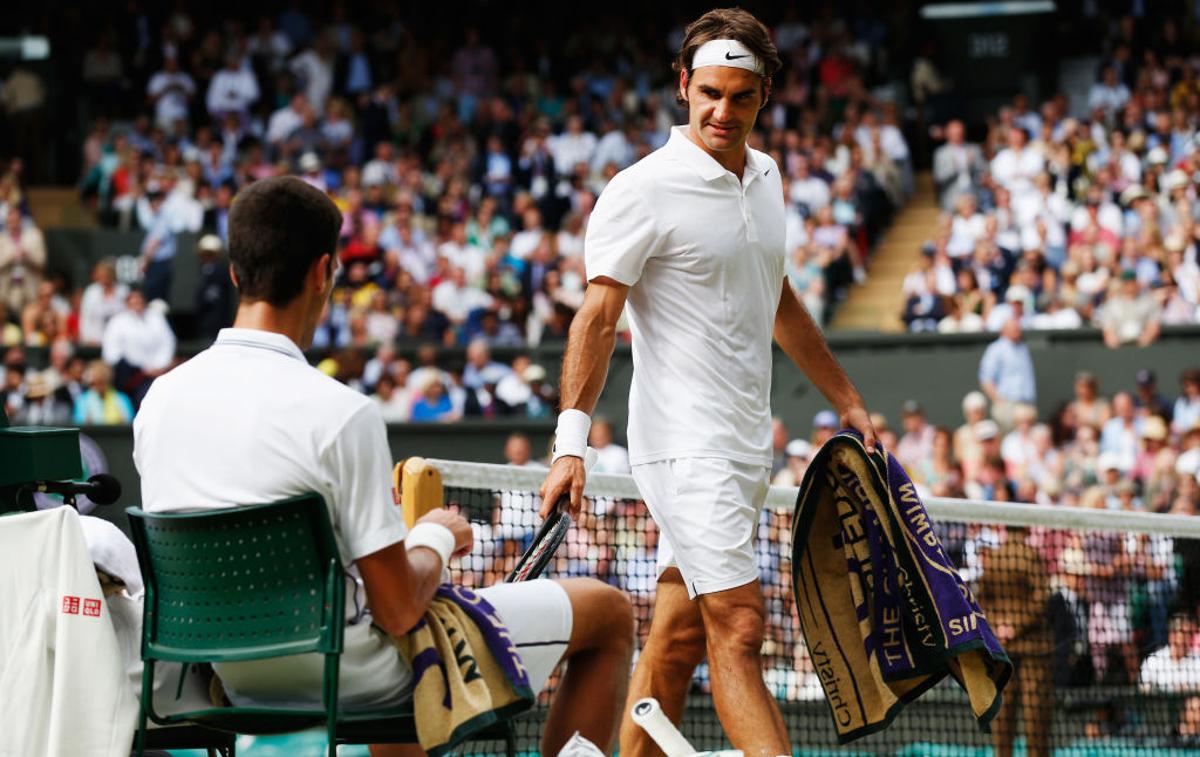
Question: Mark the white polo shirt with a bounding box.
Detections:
[585,125,786,467]
[133,328,411,709]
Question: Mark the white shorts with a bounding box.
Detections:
[632,457,770,599]
[477,579,573,693]
[218,578,574,709]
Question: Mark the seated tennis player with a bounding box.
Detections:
[132,176,632,756]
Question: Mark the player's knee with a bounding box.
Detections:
[597,582,635,650]
[706,604,765,659]
[561,578,634,654]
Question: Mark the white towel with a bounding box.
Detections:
[78,515,143,597]
[0,507,138,756]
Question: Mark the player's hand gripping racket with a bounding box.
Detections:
[507,447,597,583]
[630,698,744,757]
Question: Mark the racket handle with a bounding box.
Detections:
[584,446,599,471]
[630,698,694,757]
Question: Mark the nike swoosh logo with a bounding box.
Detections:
[764,168,770,175]
[725,52,748,60]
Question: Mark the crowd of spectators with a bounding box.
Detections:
[905,16,1200,338]
[3,5,913,425]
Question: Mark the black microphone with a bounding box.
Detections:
[33,474,122,506]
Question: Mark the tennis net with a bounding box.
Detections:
[429,458,1200,756]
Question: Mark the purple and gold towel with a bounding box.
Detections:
[792,431,1011,743]
[394,584,533,756]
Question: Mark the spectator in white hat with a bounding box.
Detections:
[771,439,812,486]
[195,234,233,341]
[985,284,1033,331]
[954,391,989,481]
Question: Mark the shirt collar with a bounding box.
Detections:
[667,125,763,184]
[215,328,306,362]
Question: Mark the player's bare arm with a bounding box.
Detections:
[356,508,473,636]
[774,279,877,452]
[539,277,629,517]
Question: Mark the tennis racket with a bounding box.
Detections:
[630,697,744,757]
[507,446,598,583]
[506,494,573,582]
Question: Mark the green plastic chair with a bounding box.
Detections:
[126,495,519,756]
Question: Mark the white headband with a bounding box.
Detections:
[690,39,764,75]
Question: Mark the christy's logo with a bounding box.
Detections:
[812,641,853,727]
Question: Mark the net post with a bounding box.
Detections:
[393,457,445,528]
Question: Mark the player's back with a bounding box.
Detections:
[134,328,371,518]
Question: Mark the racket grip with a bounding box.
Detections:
[630,698,694,757]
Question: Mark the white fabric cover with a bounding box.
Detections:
[0,507,138,756]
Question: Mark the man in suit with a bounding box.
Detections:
[195,234,234,342]
[932,119,984,210]
[976,524,1054,757]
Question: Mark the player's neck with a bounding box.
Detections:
[684,126,747,179]
[233,300,315,351]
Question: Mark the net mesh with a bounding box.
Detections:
[431,459,1200,755]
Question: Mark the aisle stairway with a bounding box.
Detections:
[831,172,940,333]
[27,187,95,228]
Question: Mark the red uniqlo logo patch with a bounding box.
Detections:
[62,596,80,614]
[83,599,101,617]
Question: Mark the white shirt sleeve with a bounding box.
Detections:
[321,402,408,561]
[584,173,660,285]
[147,313,177,371]
[101,314,125,365]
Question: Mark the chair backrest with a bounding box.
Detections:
[127,494,345,664]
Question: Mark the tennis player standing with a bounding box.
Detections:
[539,8,877,756]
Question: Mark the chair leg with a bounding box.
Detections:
[133,707,148,757]
[504,721,517,757]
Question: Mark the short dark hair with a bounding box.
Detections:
[228,176,342,306]
[673,7,781,105]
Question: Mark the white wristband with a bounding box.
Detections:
[552,409,591,463]
[405,522,455,566]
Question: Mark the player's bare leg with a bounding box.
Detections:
[698,580,789,756]
[542,578,635,755]
[619,569,707,757]
[372,579,631,757]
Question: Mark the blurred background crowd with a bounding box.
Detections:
[2,2,916,425]
[903,25,1200,339]
[0,1,1194,522]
